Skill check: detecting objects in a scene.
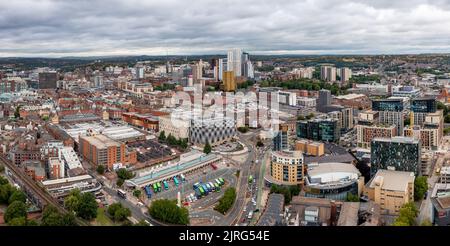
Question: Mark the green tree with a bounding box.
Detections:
[214,188,237,214]
[180,139,188,149]
[148,199,189,225]
[8,217,27,226]
[116,168,133,180]
[0,176,8,185]
[445,114,450,124]
[8,190,27,204]
[0,184,14,204]
[116,179,124,187]
[64,191,80,212]
[393,202,418,226]
[414,176,428,201]
[203,142,212,154]
[96,165,105,175]
[76,192,98,220]
[158,131,166,142]
[133,189,141,198]
[346,193,360,202]
[305,113,315,120]
[297,115,305,121]
[41,205,76,226]
[237,126,249,133]
[107,202,131,221]
[4,201,27,223]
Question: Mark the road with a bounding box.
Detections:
[0,154,89,226]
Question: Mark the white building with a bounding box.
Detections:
[227,48,242,77]
[158,114,190,140]
[297,97,316,108]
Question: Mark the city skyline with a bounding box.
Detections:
[2,0,450,57]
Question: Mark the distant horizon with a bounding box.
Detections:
[1,51,450,60]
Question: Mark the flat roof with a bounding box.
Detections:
[368,169,415,191]
[308,162,360,177]
[80,134,121,149]
[42,174,93,186]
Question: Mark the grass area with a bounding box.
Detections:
[92,207,114,226]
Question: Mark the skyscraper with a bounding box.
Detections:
[320,66,336,82]
[227,48,242,77]
[372,98,405,135]
[317,89,331,112]
[340,68,352,82]
[410,97,437,126]
[218,58,227,81]
[223,71,236,92]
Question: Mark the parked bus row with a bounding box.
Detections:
[142,173,187,198]
[192,178,225,199]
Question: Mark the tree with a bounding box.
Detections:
[8,190,27,204]
[149,199,189,225]
[4,201,27,223]
[393,202,418,226]
[256,141,264,147]
[214,188,237,214]
[445,114,450,124]
[305,113,315,120]
[64,193,80,212]
[414,176,428,201]
[116,179,124,187]
[0,176,8,185]
[116,168,133,180]
[346,193,360,202]
[237,126,249,133]
[133,189,141,198]
[107,203,131,222]
[158,131,166,142]
[297,115,305,121]
[203,142,212,154]
[76,192,98,220]
[0,184,14,204]
[8,217,27,226]
[41,205,76,226]
[180,139,188,149]
[96,165,105,175]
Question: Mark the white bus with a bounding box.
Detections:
[117,189,127,198]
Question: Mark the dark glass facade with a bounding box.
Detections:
[370,137,421,176]
[296,119,340,142]
[411,98,437,113]
[372,99,404,112]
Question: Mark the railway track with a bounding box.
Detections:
[0,155,89,226]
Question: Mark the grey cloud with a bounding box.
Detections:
[0,0,450,57]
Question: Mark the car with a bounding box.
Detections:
[137,202,144,206]
[243,207,247,212]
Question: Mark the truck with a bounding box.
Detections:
[163,180,169,190]
[173,177,179,186]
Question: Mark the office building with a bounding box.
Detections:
[317,89,331,112]
[227,48,242,77]
[370,137,421,176]
[223,71,236,92]
[269,150,304,185]
[273,124,289,151]
[430,183,450,226]
[410,97,437,126]
[392,85,421,98]
[79,134,137,169]
[305,162,364,201]
[218,58,227,81]
[296,118,340,142]
[158,114,190,140]
[364,169,415,215]
[278,91,297,106]
[372,99,405,135]
[39,72,58,89]
[295,139,324,157]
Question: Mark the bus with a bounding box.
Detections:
[163,181,169,190]
[117,189,127,199]
[193,182,200,190]
[248,175,254,184]
[218,178,225,185]
[180,174,186,182]
[214,182,220,191]
[201,184,209,195]
[174,177,179,186]
[194,188,202,198]
[152,183,158,193]
[208,182,215,191]
[198,186,205,196]
[144,186,152,198]
[156,182,162,192]
[215,179,221,186]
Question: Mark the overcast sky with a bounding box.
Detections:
[1,0,450,57]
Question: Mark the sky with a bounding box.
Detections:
[1,0,450,57]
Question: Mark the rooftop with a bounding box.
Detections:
[80,134,121,149]
[368,169,415,192]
